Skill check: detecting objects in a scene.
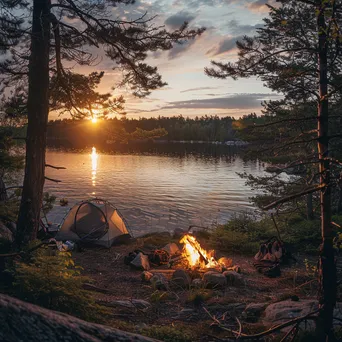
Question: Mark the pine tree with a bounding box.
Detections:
[206,0,342,339]
[0,0,204,246]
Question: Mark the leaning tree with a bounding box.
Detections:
[0,0,204,247]
[206,0,342,339]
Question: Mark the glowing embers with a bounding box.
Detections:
[180,234,219,269]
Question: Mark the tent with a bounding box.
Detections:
[55,199,131,247]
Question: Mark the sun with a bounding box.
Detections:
[91,117,98,124]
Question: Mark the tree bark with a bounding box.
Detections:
[16,0,50,247]
[316,2,337,340]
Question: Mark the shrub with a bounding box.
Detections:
[210,213,323,255]
[10,245,106,322]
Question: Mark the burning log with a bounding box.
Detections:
[179,234,221,270]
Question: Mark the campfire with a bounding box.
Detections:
[180,234,221,270]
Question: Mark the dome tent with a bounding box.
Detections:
[55,199,131,247]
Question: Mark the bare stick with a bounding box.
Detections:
[45,176,62,183]
[45,164,66,170]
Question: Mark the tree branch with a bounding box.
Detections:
[262,185,326,210]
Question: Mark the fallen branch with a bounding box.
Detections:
[203,304,320,340]
[45,164,66,170]
[45,176,62,183]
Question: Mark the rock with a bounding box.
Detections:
[130,253,150,271]
[263,300,318,330]
[151,273,169,291]
[173,228,186,239]
[0,221,13,242]
[218,257,233,268]
[191,278,204,288]
[0,293,159,342]
[104,299,151,311]
[243,303,268,322]
[141,271,153,282]
[171,269,191,288]
[203,271,227,288]
[162,243,180,256]
[223,271,244,287]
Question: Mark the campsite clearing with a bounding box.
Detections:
[71,233,319,341]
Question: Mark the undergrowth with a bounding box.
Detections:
[210,213,342,255]
[5,241,107,322]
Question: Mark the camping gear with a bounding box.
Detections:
[55,199,131,248]
[253,236,296,277]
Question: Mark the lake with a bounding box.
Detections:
[44,146,265,237]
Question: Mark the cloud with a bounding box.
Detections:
[227,19,263,35]
[246,0,278,12]
[172,0,237,9]
[168,39,196,59]
[180,86,220,93]
[164,11,197,29]
[206,35,244,56]
[153,93,281,111]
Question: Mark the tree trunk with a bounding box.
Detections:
[0,175,8,201]
[316,3,336,340]
[0,294,159,342]
[306,193,314,220]
[16,0,50,247]
[337,174,342,214]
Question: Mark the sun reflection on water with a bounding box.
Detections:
[91,147,98,190]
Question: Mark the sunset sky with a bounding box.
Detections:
[72,0,281,120]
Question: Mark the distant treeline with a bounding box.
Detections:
[46,114,259,149]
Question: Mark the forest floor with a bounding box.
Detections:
[71,232,320,341]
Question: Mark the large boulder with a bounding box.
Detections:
[263,300,318,330]
[171,269,191,289]
[0,294,159,342]
[130,253,150,271]
[203,271,227,288]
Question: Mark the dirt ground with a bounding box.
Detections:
[72,234,318,341]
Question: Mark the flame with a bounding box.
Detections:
[180,234,219,269]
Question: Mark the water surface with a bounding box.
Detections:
[45,148,264,236]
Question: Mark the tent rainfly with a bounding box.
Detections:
[55,199,131,248]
